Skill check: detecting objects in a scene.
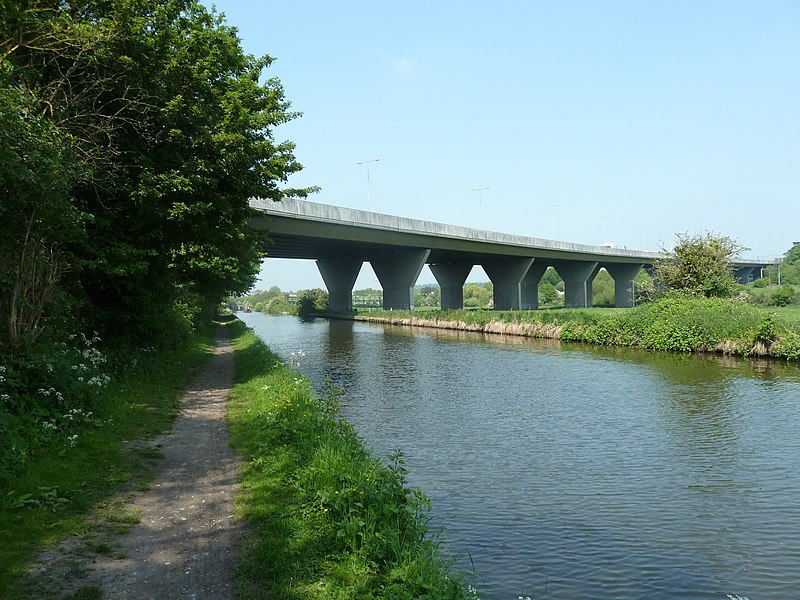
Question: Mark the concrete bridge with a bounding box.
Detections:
[249,198,770,312]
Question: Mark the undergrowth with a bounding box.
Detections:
[227,321,475,599]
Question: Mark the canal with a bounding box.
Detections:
[239,312,800,600]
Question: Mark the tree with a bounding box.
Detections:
[0,84,84,354]
[591,270,615,307]
[655,232,745,298]
[296,288,328,316]
[1,0,314,347]
[414,285,440,308]
[537,283,559,306]
[778,242,800,285]
[463,283,492,308]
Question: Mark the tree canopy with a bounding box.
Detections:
[655,232,744,298]
[1,0,311,352]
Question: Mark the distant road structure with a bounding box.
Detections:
[249,198,771,312]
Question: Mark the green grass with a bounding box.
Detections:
[767,305,800,324]
[227,320,474,599]
[0,325,217,598]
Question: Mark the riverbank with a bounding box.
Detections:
[352,295,800,361]
[226,320,475,599]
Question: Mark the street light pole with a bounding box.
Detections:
[357,158,380,210]
[470,187,490,228]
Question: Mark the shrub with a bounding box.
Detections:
[769,285,797,307]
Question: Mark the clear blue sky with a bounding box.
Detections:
[203,0,799,291]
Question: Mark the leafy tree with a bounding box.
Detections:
[537,283,559,306]
[655,232,745,298]
[414,284,440,308]
[463,282,492,308]
[778,242,800,285]
[591,270,615,307]
[1,0,314,348]
[296,288,328,316]
[0,84,84,354]
[541,267,562,288]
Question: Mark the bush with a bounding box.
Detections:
[0,332,111,483]
[769,285,797,307]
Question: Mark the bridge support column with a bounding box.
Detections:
[430,262,473,310]
[482,258,534,310]
[734,266,755,284]
[371,249,431,310]
[520,262,548,310]
[316,257,363,313]
[554,261,598,308]
[605,263,643,308]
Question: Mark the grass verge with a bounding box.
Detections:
[227,320,475,599]
[354,295,800,360]
[0,325,217,598]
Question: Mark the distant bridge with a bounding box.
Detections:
[249,198,770,312]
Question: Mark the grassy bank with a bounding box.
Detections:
[0,326,217,598]
[227,320,474,599]
[354,295,800,360]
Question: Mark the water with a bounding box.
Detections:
[239,312,800,600]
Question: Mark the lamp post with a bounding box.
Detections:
[470,187,490,228]
[357,158,380,210]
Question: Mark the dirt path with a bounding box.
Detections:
[31,325,242,599]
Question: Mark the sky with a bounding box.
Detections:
[202,0,799,291]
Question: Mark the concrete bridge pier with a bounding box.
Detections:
[520,262,549,310]
[317,257,363,312]
[430,262,473,310]
[371,249,431,310]
[735,266,755,284]
[605,263,643,307]
[482,258,535,310]
[554,261,598,308]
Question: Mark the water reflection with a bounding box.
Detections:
[240,313,800,600]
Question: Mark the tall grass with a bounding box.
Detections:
[356,295,800,360]
[227,321,474,599]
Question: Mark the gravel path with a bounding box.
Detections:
[31,325,243,599]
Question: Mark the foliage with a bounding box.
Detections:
[463,282,492,309]
[227,322,473,598]
[540,266,562,287]
[1,0,312,352]
[591,270,615,307]
[778,242,800,285]
[0,84,84,356]
[537,282,559,306]
[414,284,440,308]
[297,288,329,316]
[768,285,797,307]
[655,232,744,298]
